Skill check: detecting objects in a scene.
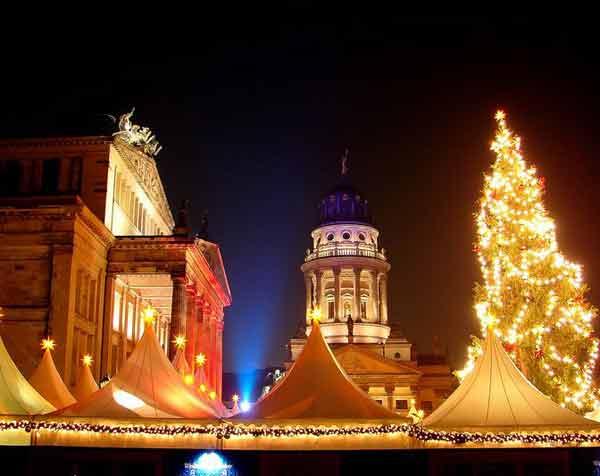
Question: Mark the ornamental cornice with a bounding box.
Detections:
[0,136,112,150]
[301,255,391,273]
[113,137,175,229]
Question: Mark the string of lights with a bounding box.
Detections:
[1,419,599,445]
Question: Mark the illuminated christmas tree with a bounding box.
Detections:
[458,111,599,412]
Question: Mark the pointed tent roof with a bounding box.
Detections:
[0,335,55,415]
[29,348,76,409]
[72,360,99,402]
[423,331,597,429]
[172,346,191,376]
[241,321,398,419]
[334,344,422,376]
[62,324,217,418]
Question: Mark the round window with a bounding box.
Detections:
[326,233,334,241]
[342,232,351,240]
[358,233,366,241]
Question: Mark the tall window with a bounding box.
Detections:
[1,160,22,195]
[360,299,367,319]
[112,292,122,331]
[41,159,60,193]
[328,300,335,320]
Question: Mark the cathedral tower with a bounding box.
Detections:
[300,165,391,345]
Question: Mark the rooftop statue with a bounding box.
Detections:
[113,107,163,157]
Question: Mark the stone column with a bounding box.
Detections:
[380,274,389,324]
[314,270,323,311]
[49,244,75,383]
[101,273,116,377]
[216,318,224,399]
[353,268,361,320]
[120,285,129,365]
[370,270,379,322]
[385,384,395,411]
[185,288,196,366]
[208,314,217,390]
[304,274,312,323]
[333,267,341,322]
[169,276,187,360]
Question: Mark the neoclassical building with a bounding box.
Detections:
[0,113,231,397]
[289,169,455,417]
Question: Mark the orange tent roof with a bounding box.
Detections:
[423,331,597,429]
[62,324,218,418]
[172,347,191,376]
[0,335,55,415]
[72,361,99,402]
[240,321,399,419]
[29,348,76,409]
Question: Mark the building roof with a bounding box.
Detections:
[29,348,77,409]
[61,323,217,419]
[423,330,597,429]
[334,345,422,376]
[238,321,399,419]
[0,335,55,415]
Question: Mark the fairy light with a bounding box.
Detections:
[82,354,93,367]
[173,335,186,349]
[142,306,157,325]
[0,419,598,446]
[41,338,55,351]
[184,374,194,385]
[195,353,206,367]
[457,110,600,412]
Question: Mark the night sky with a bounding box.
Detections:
[3,16,600,373]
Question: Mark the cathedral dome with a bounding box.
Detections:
[317,179,371,226]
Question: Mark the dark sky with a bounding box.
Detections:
[3,16,600,373]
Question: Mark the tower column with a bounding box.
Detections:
[314,270,323,311]
[380,273,389,324]
[333,267,341,322]
[304,274,312,323]
[353,268,362,321]
[370,269,379,322]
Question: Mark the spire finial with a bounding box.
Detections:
[341,148,349,176]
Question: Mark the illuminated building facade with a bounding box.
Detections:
[0,117,231,397]
[289,168,455,416]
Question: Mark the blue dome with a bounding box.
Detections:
[317,180,371,225]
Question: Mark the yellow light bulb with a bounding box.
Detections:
[195,353,206,366]
[183,374,194,385]
[199,384,207,393]
[173,335,186,349]
[232,394,239,403]
[142,306,157,325]
[41,338,55,351]
[82,354,93,367]
[310,307,322,324]
[209,391,216,400]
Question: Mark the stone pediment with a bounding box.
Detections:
[334,345,422,376]
[196,239,232,305]
[113,137,174,229]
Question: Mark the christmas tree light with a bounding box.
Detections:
[459,111,599,412]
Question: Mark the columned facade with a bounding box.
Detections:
[0,132,232,401]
